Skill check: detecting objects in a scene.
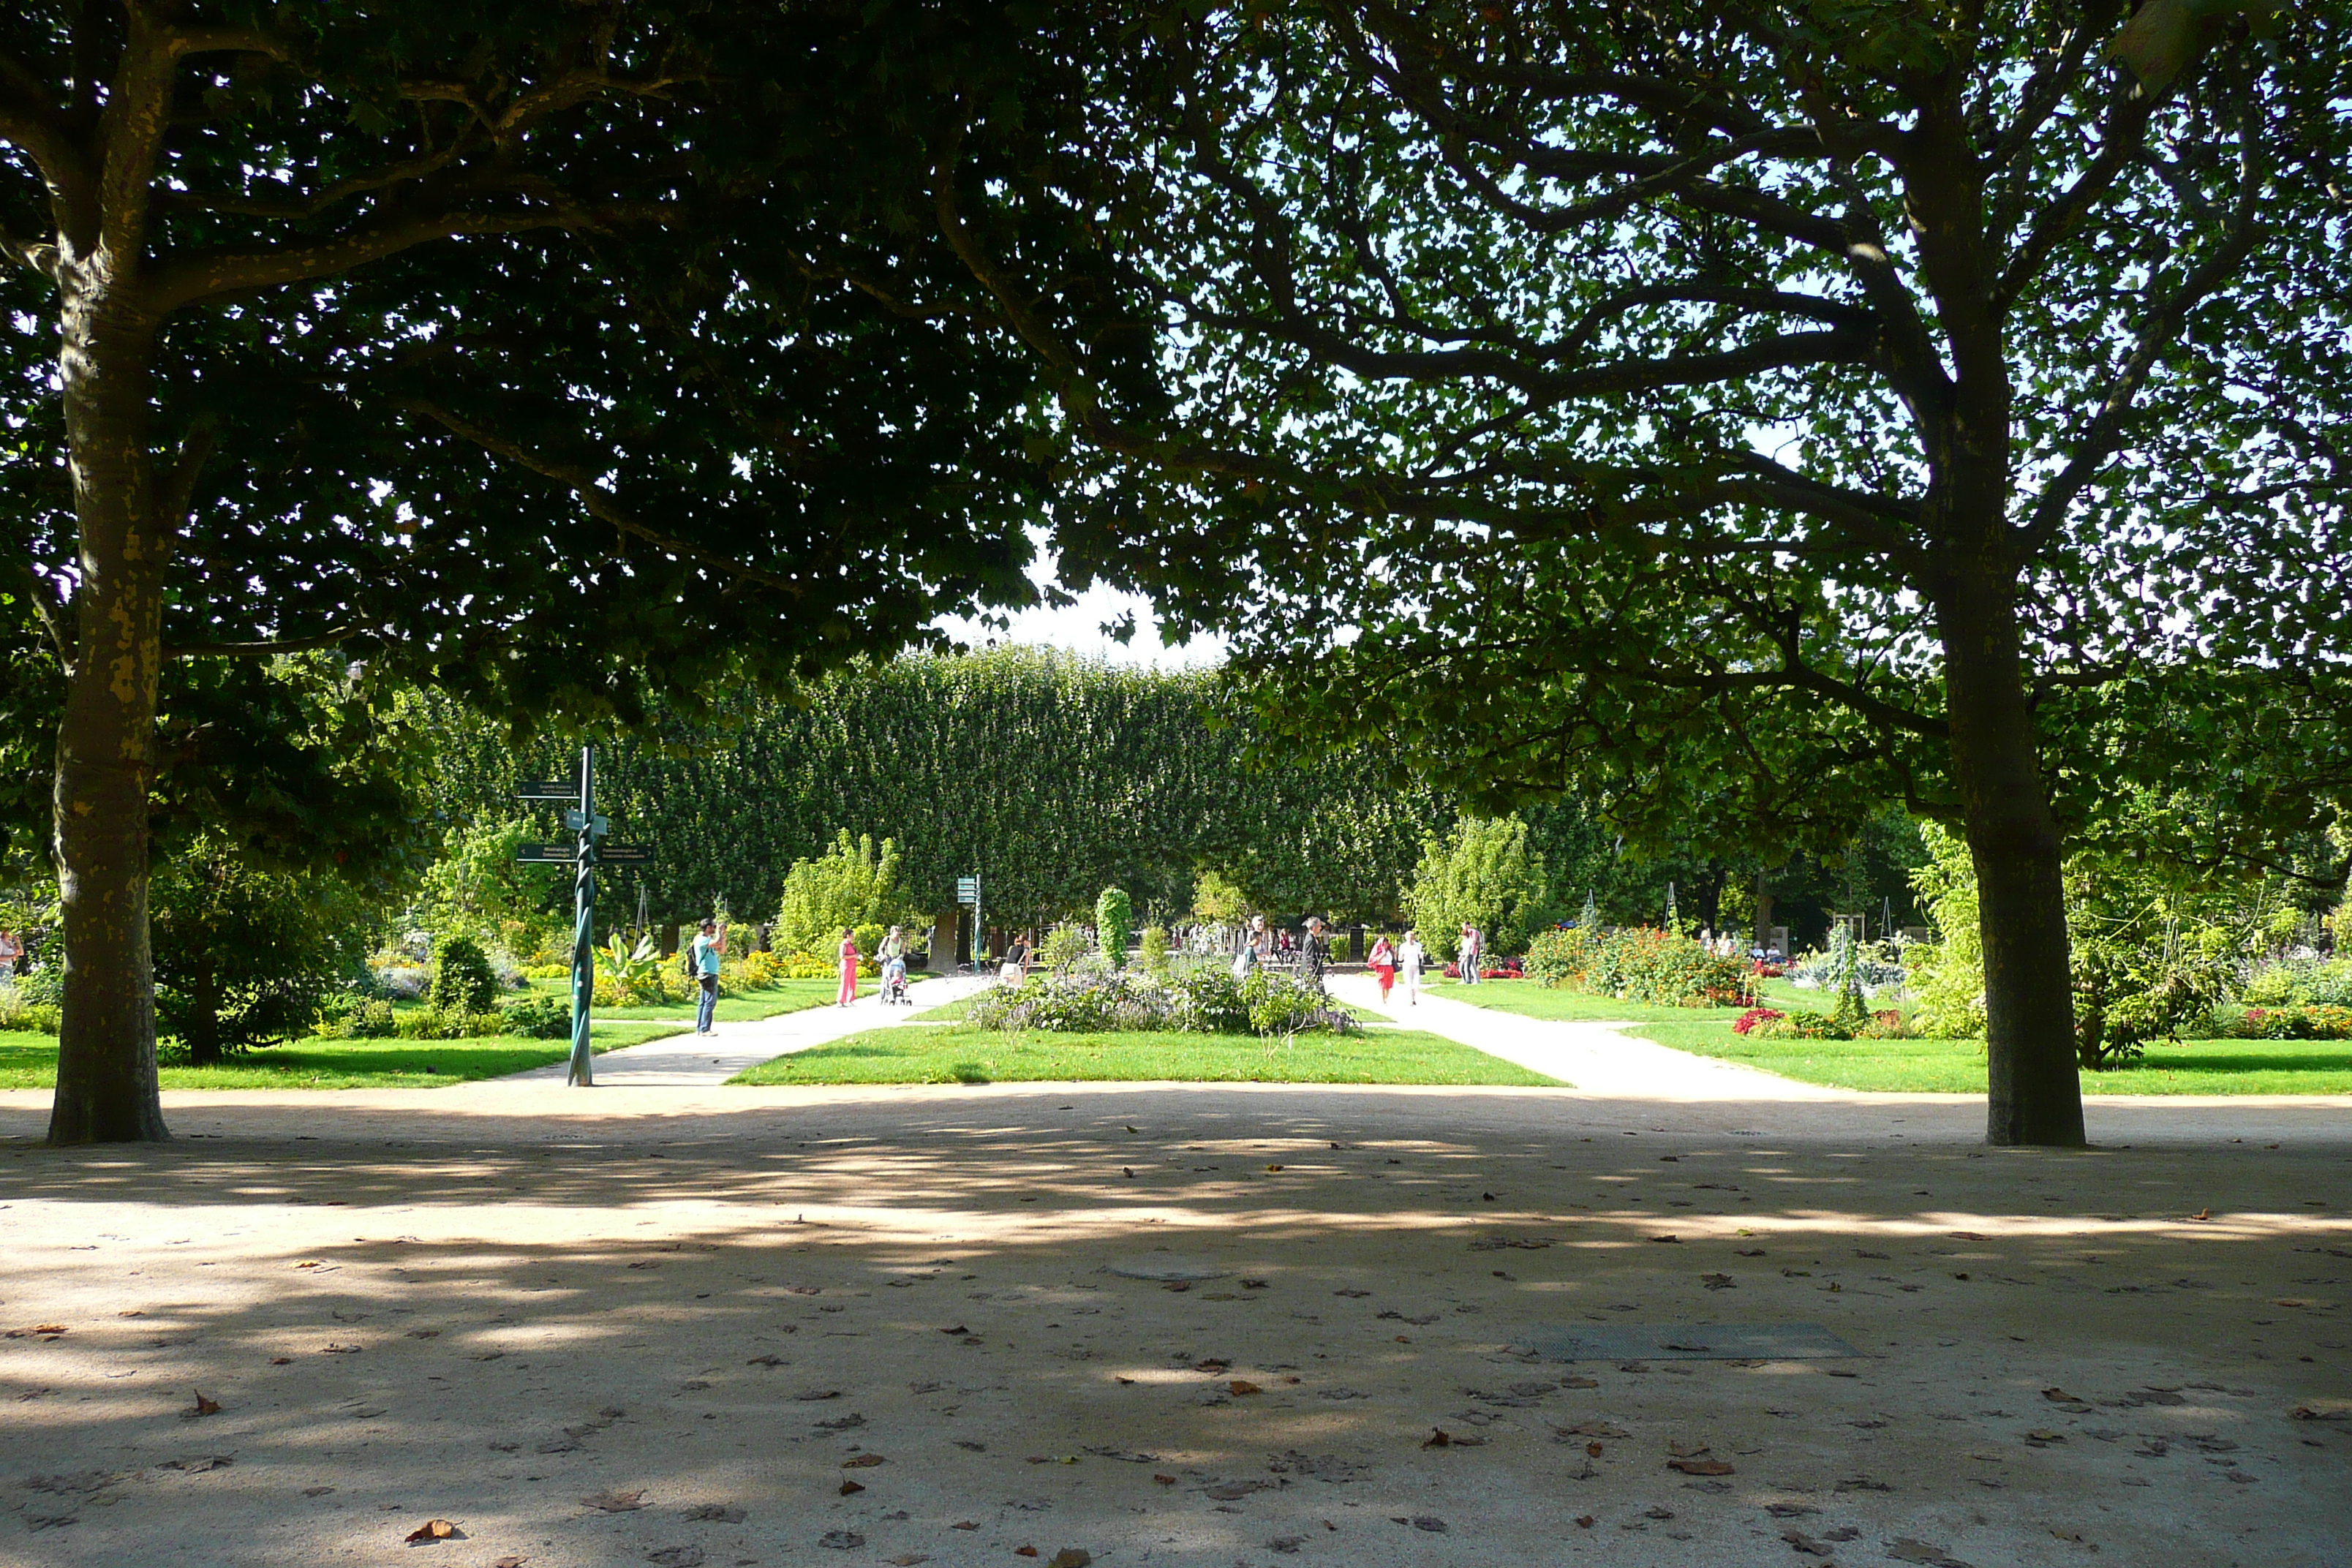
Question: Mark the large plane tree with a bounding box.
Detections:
[0,3,1085,1142]
[943,0,2352,1145]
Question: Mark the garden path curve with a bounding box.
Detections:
[1327,973,1853,1101]
[500,973,992,1088]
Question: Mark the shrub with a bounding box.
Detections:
[1525,927,1599,988]
[769,951,837,981]
[1755,1006,1907,1041]
[774,831,911,957]
[1403,814,1552,961]
[1166,964,1252,1034]
[373,962,431,1000]
[1733,1007,1784,1036]
[393,1006,502,1040]
[314,994,396,1039]
[966,963,1355,1038]
[431,935,502,1014]
[0,985,61,1035]
[520,962,571,982]
[595,933,667,1003]
[2244,1004,2352,1041]
[1096,886,1135,969]
[1137,924,1169,976]
[502,994,572,1039]
[1037,922,1093,973]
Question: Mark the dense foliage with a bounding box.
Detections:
[953,2,2352,1147]
[1403,815,1553,960]
[423,649,1441,930]
[1524,927,1752,1009]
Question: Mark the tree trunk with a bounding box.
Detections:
[47,285,171,1144]
[1937,566,2085,1147]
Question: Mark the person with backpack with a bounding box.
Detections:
[691,919,725,1034]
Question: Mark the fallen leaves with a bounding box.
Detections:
[1667,1457,1734,1476]
[1701,1273,1735,1290]
[841,1453,887,1469]
[580,1489,646,1513]
[839,1481,864,1496]
[818,1530,864,1550]
[1046,1553,1092,1568]
[1888,1539,1972,1567]
[4,1324,66,1339]
[404,1518,465,1544]
[1419,1428,1483,1448]
[646,1549,704,1567]
[1229,1380,1262,1396]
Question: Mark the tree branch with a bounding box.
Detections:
[165,628,357,659]
[394,396,812,600]
[143,199,666,314]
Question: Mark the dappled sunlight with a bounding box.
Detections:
[2,1090,2348,1564]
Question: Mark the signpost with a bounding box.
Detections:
[513,746,655,1087]
[955,873,981,971]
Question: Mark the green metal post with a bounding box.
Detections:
[568,745,596,1086]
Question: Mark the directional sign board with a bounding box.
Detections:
[598,843,655,864]
[515,842,578,863]
[516,779,579,800]
[955,876,980,905]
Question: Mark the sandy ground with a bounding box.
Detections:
[1,1077,2348,1568]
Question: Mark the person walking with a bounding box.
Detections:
[692,918,725,1034]
[1368,932,1398,1005]
[1398,928,1425,1006]
[1459,923,1482,986]
[878,925,908,1003]
[836,926,860,1007]
[1298,916,1330,992]
[1232,913,1267,980]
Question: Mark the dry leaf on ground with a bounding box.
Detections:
[404,1519,464,1543]
[187,1391,221,1417]
[841,1453,886,1469]
[645,1549,704,1567]
[1888,1539,1971,1567]
[1667,1458,1735,1476]
[1047,1553,1092,1568]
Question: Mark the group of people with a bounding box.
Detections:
[683,920,915,1036]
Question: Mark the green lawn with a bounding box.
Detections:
[0,1019,685,1090]
[730,1020,1563,1088]
[521,975,836,1023]
[1436,979,2352,1095]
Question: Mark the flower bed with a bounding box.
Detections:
[969,964,1356,1038]
[1523,927,1751,1007]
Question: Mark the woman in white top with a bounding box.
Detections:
[1398,928,1425,1006]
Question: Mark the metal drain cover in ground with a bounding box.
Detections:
[1532,1323,1860,1361]
[1101,1260,1232,1283]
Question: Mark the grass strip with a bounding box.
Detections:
[1436,980,2352,1095]
[0,1019,682,1090]
[730,1019,1562,1087]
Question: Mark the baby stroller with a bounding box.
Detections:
[880,957,911,1006]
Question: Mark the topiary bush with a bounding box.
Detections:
[430,935,502,1014]
[1096,886,1135,969]
[1137,924,1169,976]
